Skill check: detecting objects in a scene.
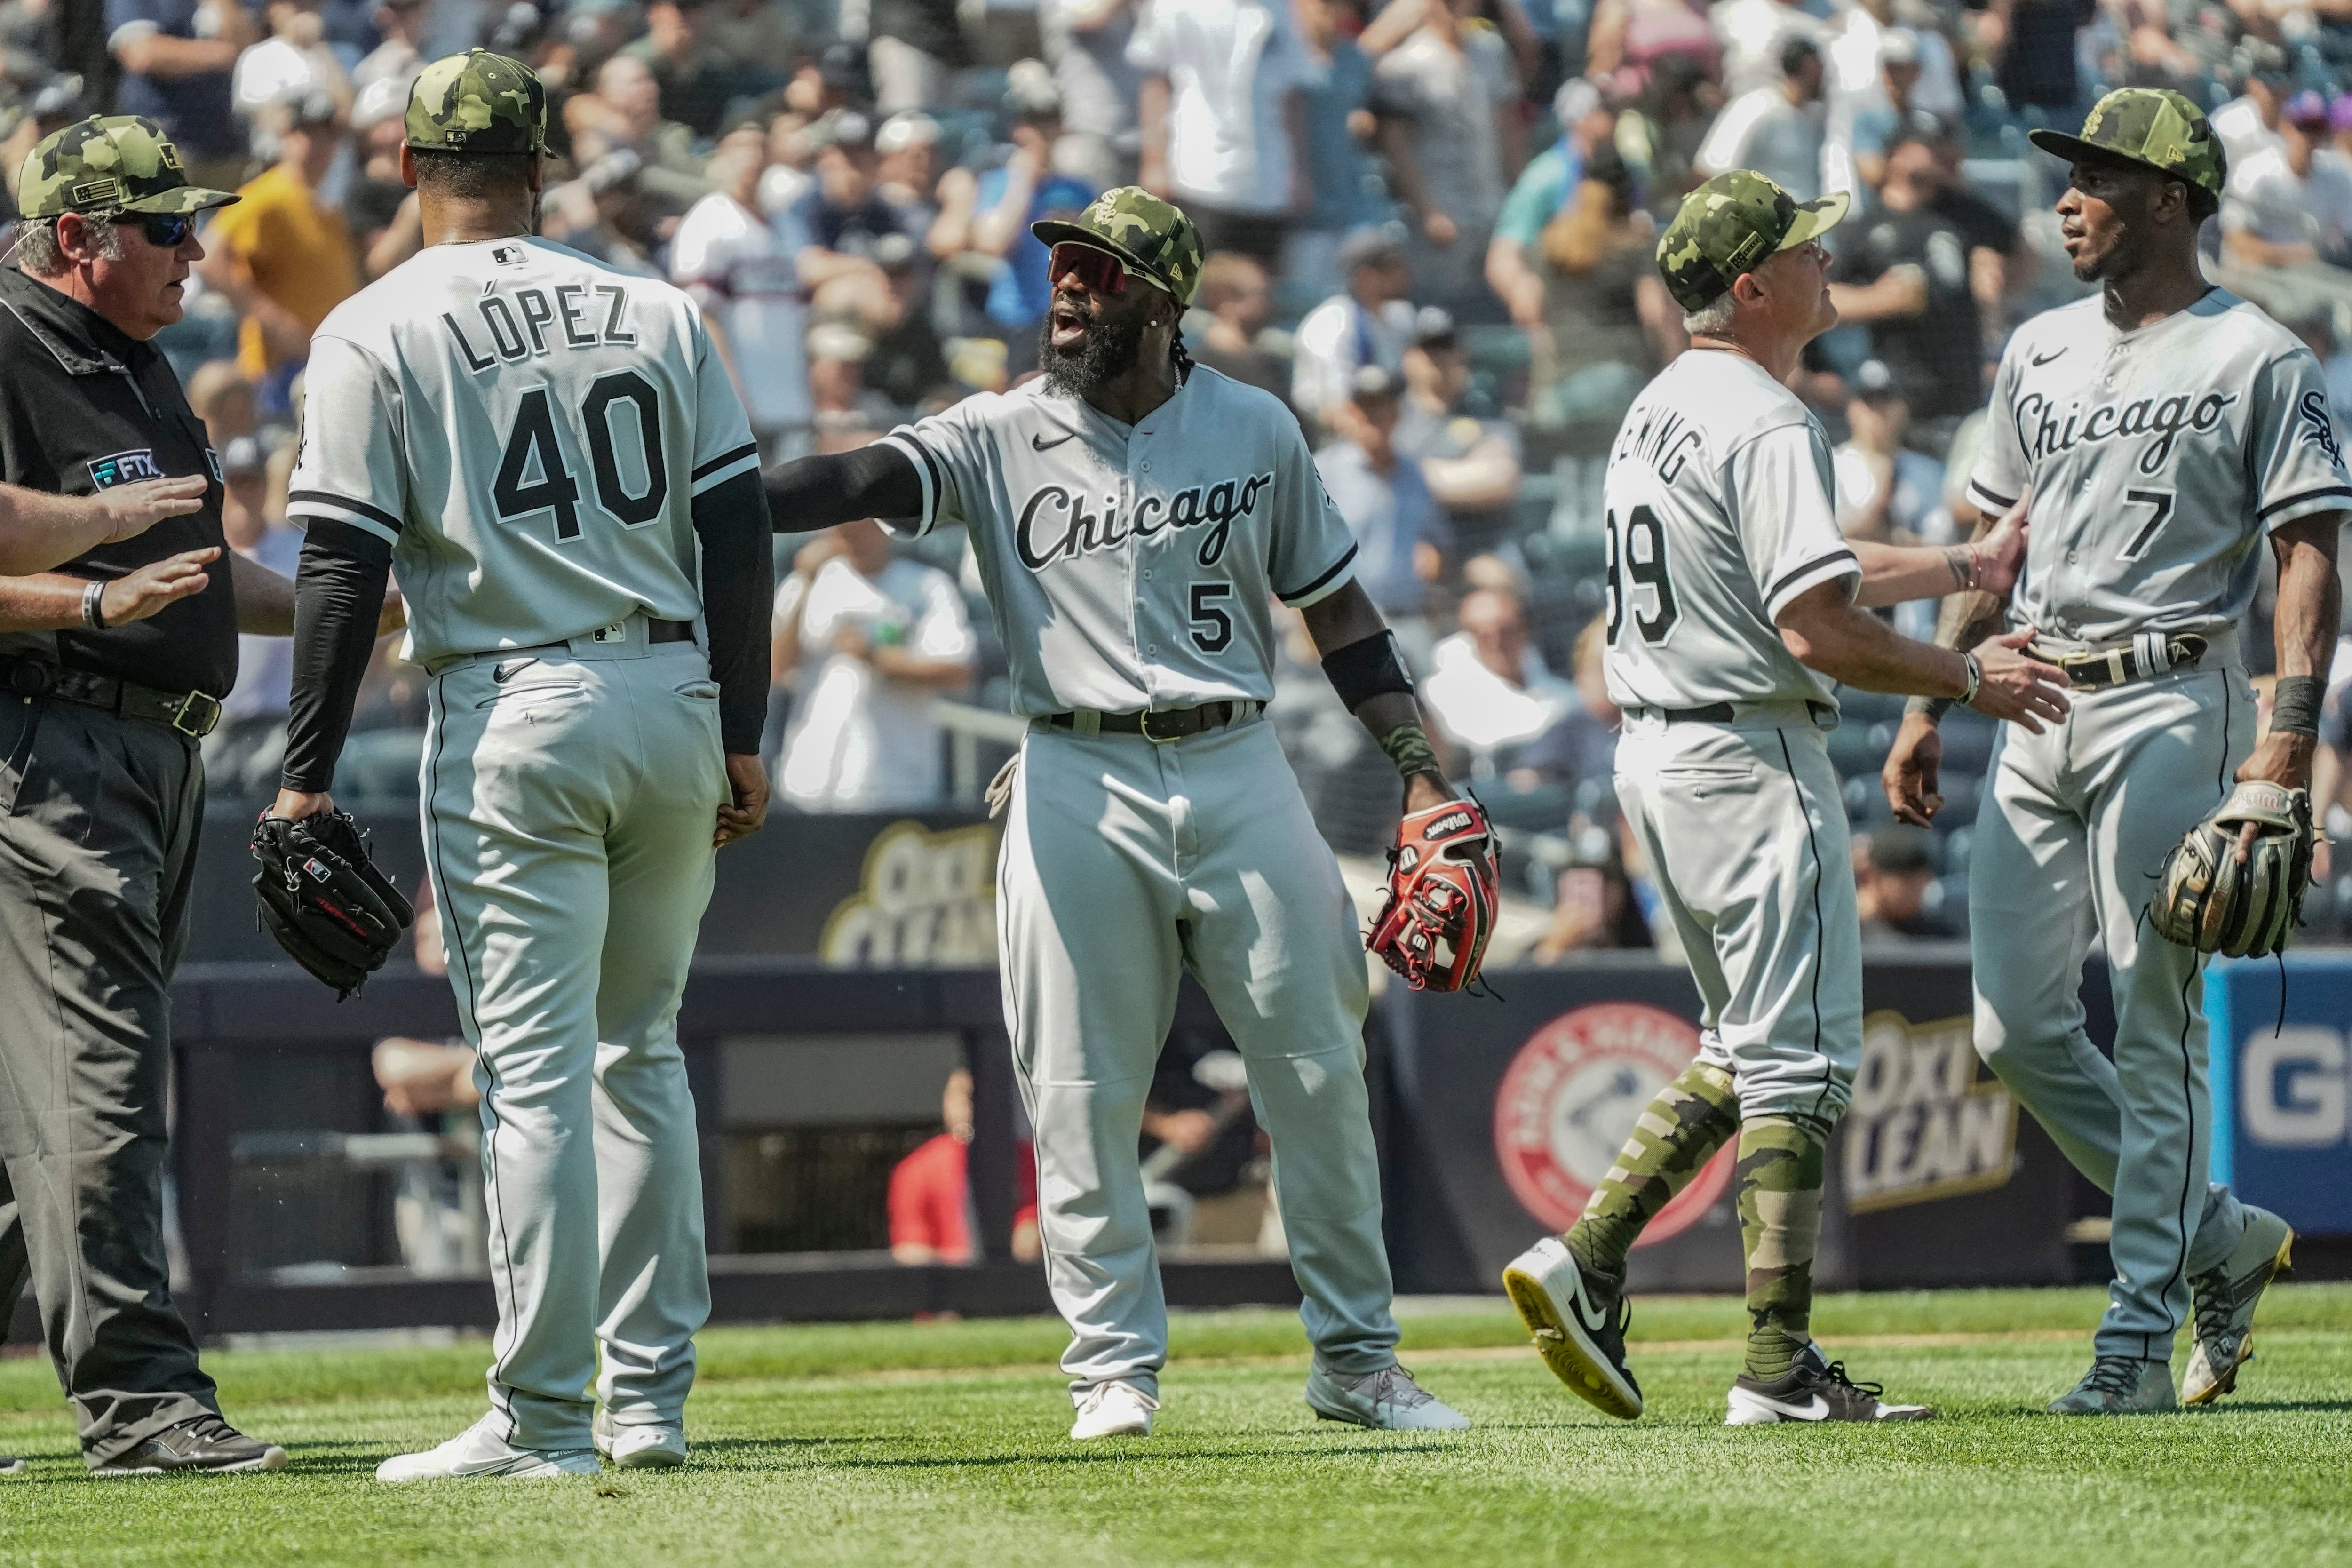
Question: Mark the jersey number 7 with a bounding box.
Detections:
[493,372,669,541]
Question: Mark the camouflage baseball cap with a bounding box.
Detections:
[1656,170,1849,312]
[405,49,546,154]
[1031,187,1205,307]
[17,115,236,221]
[2027,87,2226,196]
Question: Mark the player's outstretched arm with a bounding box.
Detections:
[763,442,927,533]
[1849,493,2030,607]
[0,475,207,575]
[1880,500,2035,826]
[2241,510,2345,794]
[272,519,395,824]
[693,470,778,847]
[1776,577,2068,732]
[1300,580,1458,813]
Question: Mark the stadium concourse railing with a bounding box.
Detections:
[145,960,1303,1340]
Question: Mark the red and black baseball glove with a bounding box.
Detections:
[1368,797,1501,992]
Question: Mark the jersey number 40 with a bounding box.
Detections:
[493,371,668,541]
[1604,504,1678,645]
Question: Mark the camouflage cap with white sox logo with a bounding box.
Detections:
[1030,186,1205,307]
[17,115,238,221]
[1655,170,1849,312]
[405,48,547,154]
[2028,87,2227,196]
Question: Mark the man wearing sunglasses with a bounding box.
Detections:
[0,115,302,1476]
[766,187,1473,1439]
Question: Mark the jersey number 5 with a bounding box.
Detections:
[1190,582,1233,653]
[492,372,669,541]
[1605,504,1679,645]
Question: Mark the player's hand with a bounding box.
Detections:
[715,752,768,848]
[1965,627,2071,732]
[2237,729,2317,794]
[377,589,407,638]
[1970,492,2031,597]
[95,476,208,543]
[1882,711,1945,827]
[269,788,335,822]
[97,546,218,626]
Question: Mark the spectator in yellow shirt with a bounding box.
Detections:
[194,88,361,415]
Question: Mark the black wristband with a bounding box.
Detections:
[1321,629,1414,711]
[2273,674,2324,736]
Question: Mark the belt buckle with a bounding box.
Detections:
[1140,708,1185,744]
[168,690,221,738]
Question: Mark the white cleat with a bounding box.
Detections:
[1305,1361,1472,1431]
[1070,1380,1159,1440]
[375,1415,601,1483]
[593,1408,688,1469]
[2183,1205,2295,1406]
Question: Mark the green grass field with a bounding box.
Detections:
[3,1284,2349,1567]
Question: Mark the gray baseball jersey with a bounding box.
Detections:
[1599,350,1861,711]
[1966,289,2351,643]
[876,367,1359,717]
[288,237,762,665]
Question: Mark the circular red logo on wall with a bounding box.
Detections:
[1493,1002,1735,1244]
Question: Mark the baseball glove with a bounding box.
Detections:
[2149,781,2316,960]
[1368,797,1501,992]
[251,811,415,999]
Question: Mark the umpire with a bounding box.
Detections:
[0,117,297,1475]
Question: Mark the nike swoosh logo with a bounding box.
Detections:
[493,658,538,685]
[1567,1277,1610,1336]
[2031,348,2066,366]
[1770,1394,1831,1419]
[1032,432,1077,451]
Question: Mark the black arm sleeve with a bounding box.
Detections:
[691,469,776,755]
[763,441,927,532]
[281,517,393,794]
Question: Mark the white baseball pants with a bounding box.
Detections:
[420,627,729,1450]
[1968,652,2254,1361]
[998,717,1400,1400]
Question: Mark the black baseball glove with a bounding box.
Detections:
[2148,781,2316,960]
[251,811,415,999]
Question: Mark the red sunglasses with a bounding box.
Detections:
[1048,241,1138,296]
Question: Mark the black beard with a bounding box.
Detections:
[1039,308,1147,399]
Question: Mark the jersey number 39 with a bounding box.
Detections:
[1604,504,1678,646]
[493,371,668,541]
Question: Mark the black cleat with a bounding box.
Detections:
[1726,1345,1935,1424]
[1503,1236,1643,1418]
[0,1454,24,1477]
[91,1415,289,1477]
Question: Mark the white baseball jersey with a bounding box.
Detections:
[875,367,1359,717]
[1599,350,1860,711]
[1967,288,2352,644]
[288,237,763,664]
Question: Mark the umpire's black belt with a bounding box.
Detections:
[1041,700,1260,742]
[2031,631,2208,691]
[0,657,221,738]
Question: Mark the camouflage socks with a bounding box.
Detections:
[1564,1062,1742,1279]
[1736,1115,1829,1383]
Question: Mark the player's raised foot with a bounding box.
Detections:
[375,1415,599,1482]
[593,1408,687,1470]
[90,1415,289,1477]
[1305,1361,1470,1431]
[2047,1354,2176,1415]
[2183,1205,2295,1405]
[1502,1236,1642,1419]
[1069,1380,1158,1440]
[1726,1345,1935,1425]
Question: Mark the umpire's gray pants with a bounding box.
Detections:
[0,696,218,1466]
[1968,654,2253,1361]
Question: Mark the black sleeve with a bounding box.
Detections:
[281,517,393,794]
[691,468,775,755]
[763,441,926,532]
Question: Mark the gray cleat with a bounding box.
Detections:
[2048,1354,2176,1415]
[2183,1205,2294,1406]
[1305,1361,1470,1430]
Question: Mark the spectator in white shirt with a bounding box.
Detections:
[1420,585,1579,781]
[1695,34,1826,200]
[1370,0,1521,309]
[1831,360,1952,643]
[1291,227,1416,436]
[774,514,979,812]
[672,123,812,458]
[2222,90,2352,271]
[350,0,426,91]
[1129,0,1321,265]
[1711,0,1829,97]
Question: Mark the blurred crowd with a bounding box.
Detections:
[16,0,2352,942]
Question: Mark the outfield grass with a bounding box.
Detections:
[2,1284,2348,1567]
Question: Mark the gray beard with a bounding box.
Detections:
[1039,311,1147,400]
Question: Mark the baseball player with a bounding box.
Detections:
[1882,89,2338,1415]
[764,188,1472,1438]
[267,53,773,1478]
[1502,171,2072,1425]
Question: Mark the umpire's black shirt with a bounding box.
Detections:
[0,264,236,696]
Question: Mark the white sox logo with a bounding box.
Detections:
[2298,390,2343,467]
[1016,471,1274,573]
[2012,389,2238,476]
